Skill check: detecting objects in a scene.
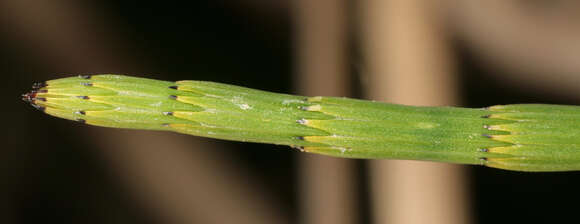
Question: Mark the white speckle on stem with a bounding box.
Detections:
[232,96,252,110]
[200,122,217,128]
[239,104,252,110]
[282,99,303,105]
[205,94,223,99]
[336,147,350,154]
[205,108,217,113]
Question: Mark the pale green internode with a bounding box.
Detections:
[22,74,580,172]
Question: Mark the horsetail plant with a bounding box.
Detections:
[22,75,580,172]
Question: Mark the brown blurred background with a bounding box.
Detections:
[2,0,580,223]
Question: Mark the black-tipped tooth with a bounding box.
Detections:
[31,104,46,111]
[296,119,307,124]
[77,96,90,100]
[79,75,92,79]
[169,86,178,90]
[290,145,305,152]
[32,82,47,89]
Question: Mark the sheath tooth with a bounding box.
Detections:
[297,118,308,125]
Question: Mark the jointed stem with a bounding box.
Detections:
[23,75,580,171]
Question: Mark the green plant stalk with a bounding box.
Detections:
[22,75,580,172]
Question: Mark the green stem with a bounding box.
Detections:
[23,75,580,172]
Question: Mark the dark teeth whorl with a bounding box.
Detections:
[21,91,38,103]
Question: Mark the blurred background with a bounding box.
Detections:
[2,0,580,223]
